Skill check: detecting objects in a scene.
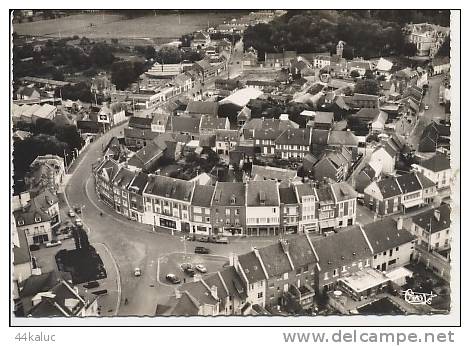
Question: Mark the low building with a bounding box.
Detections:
[185,101,219,118]
[274,128,312,161]
[24,155,65,195]
[215,129,239,161]
[13,201,53,246]
[431,57,450,75]
[410,204,451,252]
[143,175,195,232]
[199,115,230,135]
[245,181,280,236]
[211,182,246,236]
[412,153,451,190]
[190,184,215,235]
[279,185,300,234]
[124,127,158,149]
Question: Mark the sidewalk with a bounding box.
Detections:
[92,242,121,316]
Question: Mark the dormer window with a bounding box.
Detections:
[18,220,24,226]
[35,216,41,223]
[230,195,236,205]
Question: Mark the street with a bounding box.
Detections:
[64,124,279,315]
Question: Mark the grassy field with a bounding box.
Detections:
[13,12,246,40]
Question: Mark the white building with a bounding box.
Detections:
[412,154,451,190]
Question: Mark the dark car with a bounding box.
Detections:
[195,246,210,254]
[29,244,40,251]
[84,281,100,289]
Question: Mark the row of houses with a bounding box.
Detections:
[159,216,419,315]
[94,157,358,235]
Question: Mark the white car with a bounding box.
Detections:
[68,210,76,217]
[424,105,430,110]
[195,264,207,273]
[134,268,142,277]
[75,218,83,226]
[46,240,62,248]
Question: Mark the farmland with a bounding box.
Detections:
[13,12,247,41]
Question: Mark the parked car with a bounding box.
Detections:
[195,264,207,273]
[198,236,209,242]
[46,240,62,248]
[134,267,142,277]
[75,218,83,227]
[195,246,210,254]
[424,105,429,110]
[29,244,40,251]
[181,264,195,277]
[84,281,100,289]
[215,237,229,244]
[166,273,181,284]
[68,209,76,217]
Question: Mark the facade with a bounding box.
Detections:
[143,175,194,232]
[111,167,135,218]
[274,128,312,160]
[364,172,437,216]
[294,183,318,233]
[127,171,148,223]
[94,159,122,207]
[245,181,280,236]
[215,130,239,161]
[279,186,299,234]
[405,23,450,57]
[190,185,215,235]
[410,204,451,252]
[14,204,53,246]
[211,182,246,236]
[412,153,451,190]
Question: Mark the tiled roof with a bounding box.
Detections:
[362,218,416,254]
[124,127,158,141]
[186,101,219,116]
[328,130,358,146]
[128,116,153,128]
[418,154,450,172]
[215,129,239,142]
[191,185,215,208]
[144,175,194,202]
[219,266,247,300]
[312,226,373,272]
[246,181,279,207]
[200,115,228,130]
[112,167,135,189]
[212,182,245,206]
[315,185,335,204]
[294,182,316,199]
[376,178,402,199]
[252,165,297,182]
[412,204,451,234]
[238,252,266,284]
[288,235,317,268]
[396,172,422,194]
[279,186,298,205]
[275,128,311,146]
[330,182,357,201]
[258,242,292,277]
[170,116,201,134]
[128,172,148,195]
[355,108,380,121]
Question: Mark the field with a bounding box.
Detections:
[13,12,247,40]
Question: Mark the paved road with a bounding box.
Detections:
[64,123,280,315]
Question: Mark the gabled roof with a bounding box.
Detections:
[128,172,148,195]
[218,266,247,300]
[396,172,422,194]
[418,154,450,172]
[330,182,357,201]
[200,115,228,131]
[279,186,298,205]
[215,129,239,142]
[376,178,402,199]
[311,129,329,146]
[315,185,335,204]
[112,167,135,189]
[376,57,393,71]
[294,182,316,199]
[362,218,415,254]
[144,175,194,202]
[355,108,380,121]
[186,101,219,116]
[246,181,279,207]
[314,111,334,124]
[169,116,201,134]
[257,242,292,277]
[252,165,297,182]
[128,116,153,128]
[124,127,158,141]
[312,226,373,272]
[412,204,451,234]
[219,87,263,108]
[328,130,359,147]
[237,252,266,284]
[191,185,215,208]
[211,182,245,206]
[275,128,311,146]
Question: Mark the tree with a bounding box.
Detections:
[350,70,360,78]
[57,82,93,103]
[355,79,379,95]
[89,43,115,68]
[402,42,418,57]
[111,61,141,90]
[435,36,450,57]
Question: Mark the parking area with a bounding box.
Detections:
[157,252,228,286]
[31,238,76,273]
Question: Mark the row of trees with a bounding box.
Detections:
[244,10,449,60]
[134,45,204,64]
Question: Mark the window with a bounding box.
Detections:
[388,259,397,266]
[389,249,393,257]
[225,209,230,216]
[342,265,346,272]
[333,269,338,277]
[373,255,377,259]
[365,259,370,267]
[235,209,240,215]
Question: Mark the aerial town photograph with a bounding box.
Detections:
[10,9,455,319]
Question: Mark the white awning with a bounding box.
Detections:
[402,198,424,208]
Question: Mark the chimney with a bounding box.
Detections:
[397,216,403,230]
[434,208,441,222]
[279,238,290,254]
[229,252,238,267]
[210,285,218,300]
